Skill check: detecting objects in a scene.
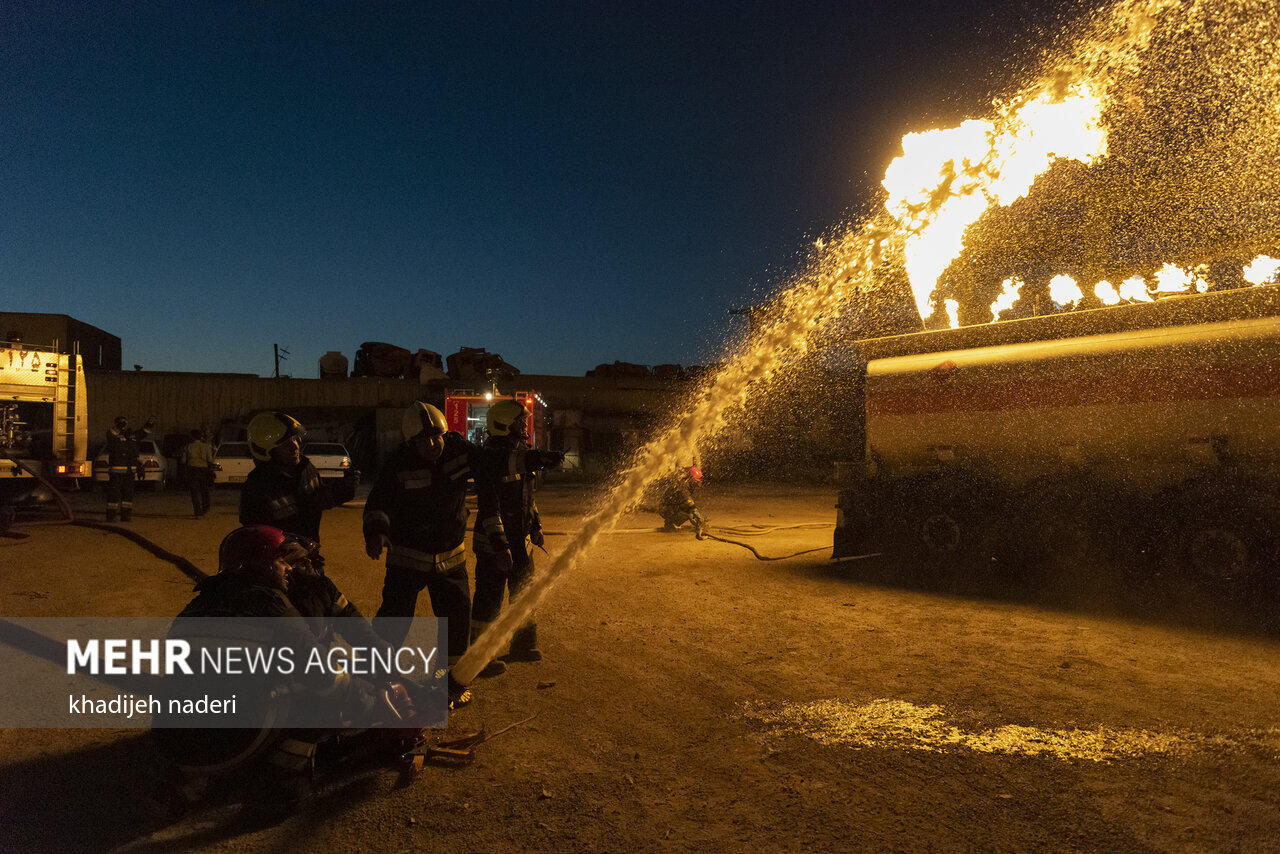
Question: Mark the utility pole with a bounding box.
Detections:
[274,344,290,378]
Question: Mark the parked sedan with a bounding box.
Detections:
[93,439,168,490]
[303,442,360,503]
[211,441,256,485]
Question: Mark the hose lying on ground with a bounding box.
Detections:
[696,529,832,561]
[1,452,207,582]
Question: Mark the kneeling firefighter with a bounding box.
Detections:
[151,526,418,809]
[657,464,707,536]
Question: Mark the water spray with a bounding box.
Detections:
[453,0,1186,686]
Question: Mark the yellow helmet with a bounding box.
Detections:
[486,400,528,438]
[247,412,305,461]
[402,401,448,442]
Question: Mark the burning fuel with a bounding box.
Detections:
[457,0,1280,683]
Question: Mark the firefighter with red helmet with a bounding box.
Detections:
[657,464,707,536]
[152,525,413,814]
[470,399,553,675]
[103,415,153,523]
[239,412,332,542]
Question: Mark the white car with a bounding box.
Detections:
[93,438,168,490]
[303,442,359,503]
[212,441,256,485]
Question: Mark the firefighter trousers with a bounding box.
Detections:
[373,563,471,659]
[106,472,136,522]
[472,550,534,626]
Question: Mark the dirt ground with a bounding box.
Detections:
[0,480,1277,853]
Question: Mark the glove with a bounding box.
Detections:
[528,450,565,471]
[529,529,545,549]
[135,466,146,481]
[365,533,391,559]
[493,548,513,574]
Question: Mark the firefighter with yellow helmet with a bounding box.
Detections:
[363,400,562,705]
[470,399,553,675]
[240,411,331,542]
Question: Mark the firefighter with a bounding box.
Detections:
[151,525,414,816]
[363,401,561,705]
[181,428,215,518]
[104,415,153,523]
[656,464,707,536]
[363,402,490,707]
[240,412,330,542]
[470,400,548,676]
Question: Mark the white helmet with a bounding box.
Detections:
[402,401,447,442]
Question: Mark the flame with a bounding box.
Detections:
[1152,262,1192,294]
[1094,280,1122,305]
[989,277,1024,321]
[944,299,960,329]
[1048,274,1083,308]
[1243,254,1280,286]
[882,85,1107,320]
[1118,275,1153,302]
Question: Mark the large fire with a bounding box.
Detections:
[872,0,1280,329]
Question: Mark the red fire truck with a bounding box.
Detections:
[443,390,546,448]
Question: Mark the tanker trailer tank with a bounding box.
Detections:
[833,285,1280,601]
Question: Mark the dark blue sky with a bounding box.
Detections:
[2,0,1090,377]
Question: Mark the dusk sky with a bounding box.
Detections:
[2,0,1092,378]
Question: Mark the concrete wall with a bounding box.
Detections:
[84,370,692,476]
[87,372,429,446]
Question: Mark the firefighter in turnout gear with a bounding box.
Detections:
[240,412,332,543]
[657,464,707,536]
[152,525,415,816]
[363,401,494,707]
[104,415,153,522]
[470,399,555,677]
[364,401,562,707]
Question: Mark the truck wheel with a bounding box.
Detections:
[1008,478,1119,593]
[1163,481,1280,601]
[888,472,1003,583]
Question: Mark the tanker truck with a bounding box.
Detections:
[832,284,1280,599]
[0,339,89,513]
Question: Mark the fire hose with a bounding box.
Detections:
[695,522,834,561]
[0,450,207,582]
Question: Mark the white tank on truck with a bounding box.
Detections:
[0,340,89,508]
[833,284,1280,599]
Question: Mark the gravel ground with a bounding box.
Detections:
[0,480,1277,852]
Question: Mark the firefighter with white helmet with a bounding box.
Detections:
[240,411,331,543]
[470,399,557,675]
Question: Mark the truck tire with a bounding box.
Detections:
[885,471,1003,582]
[1003,477,1120,593]
[1160,478,1280,601]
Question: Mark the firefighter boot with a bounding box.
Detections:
[446,673,473,710]
[507,624,543,663]
[471,621,507,678]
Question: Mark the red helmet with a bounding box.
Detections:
[688,465,703,483]
[218,525,288,575]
